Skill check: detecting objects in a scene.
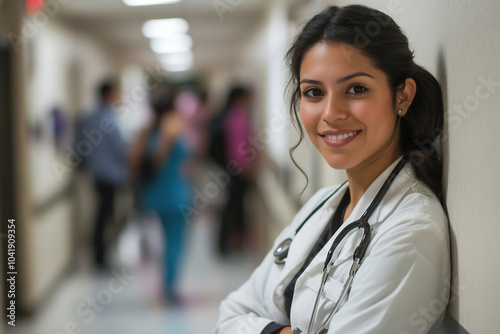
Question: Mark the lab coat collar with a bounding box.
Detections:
[333,156,414,225]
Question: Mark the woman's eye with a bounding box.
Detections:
[302,88,323,98]
[347,85,368,95]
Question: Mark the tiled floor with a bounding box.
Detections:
[11,212,260,334]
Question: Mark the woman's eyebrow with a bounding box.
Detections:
[300,72,375,86]
[299,78,322,85]
[336,72,374,83]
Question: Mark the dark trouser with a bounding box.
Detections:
[93,180,116,267]
[218,174,248,255]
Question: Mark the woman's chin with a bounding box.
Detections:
[325,159,354,171]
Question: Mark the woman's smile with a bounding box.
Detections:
[320,130,361,147]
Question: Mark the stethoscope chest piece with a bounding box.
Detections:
[274,237,292,264]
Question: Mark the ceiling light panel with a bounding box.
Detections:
[150,35,193,54]
[161,63,192,72]
[159,52,193,65]
[123,0,182,7]
[142,18,189,38]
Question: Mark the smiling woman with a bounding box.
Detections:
[298,42,410,169]
[215,4,449,334]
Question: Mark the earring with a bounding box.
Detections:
[398,109,403,116]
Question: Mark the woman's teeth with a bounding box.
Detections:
[324,131,358,141]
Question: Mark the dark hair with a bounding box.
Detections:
[98,79,117,102]
[140,84,177,181]
[150,84,176,125]
[286,5,444,205]
[225,85,251,111]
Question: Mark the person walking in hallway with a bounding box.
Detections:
[129,84,194,304]
[79,79,129,269]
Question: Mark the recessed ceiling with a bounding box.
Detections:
[56,0,271,71]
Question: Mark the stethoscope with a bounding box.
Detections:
[273,158,407,334]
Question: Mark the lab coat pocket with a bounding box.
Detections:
[304,272,345,306]
[292,267,346,333]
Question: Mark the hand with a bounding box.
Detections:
[274,327,293,334]
[160,113,182,139]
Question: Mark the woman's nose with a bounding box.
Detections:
[322,96,347,124]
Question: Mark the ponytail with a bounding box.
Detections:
[400,64,445,207]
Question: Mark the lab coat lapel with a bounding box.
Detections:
[371,163,418,225]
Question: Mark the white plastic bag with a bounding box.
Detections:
[117,211,165,268]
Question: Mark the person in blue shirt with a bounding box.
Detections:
[79,79,128,269]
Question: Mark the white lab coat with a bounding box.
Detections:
[215,158,450,334]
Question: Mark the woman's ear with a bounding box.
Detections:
[397,78,417,116]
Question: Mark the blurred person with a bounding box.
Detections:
[176,89,211,160]
[129,84,194,304]
[208,94,230,170]
[78,79,128,269]
[218,86,256,255]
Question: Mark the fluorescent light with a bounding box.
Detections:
[142,18,189,38]
[150,35,192,54]
[123,0,182,6]
[159,52,193,73]
[161,63,192,72]
[159,52,193,66]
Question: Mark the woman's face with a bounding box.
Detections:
[299,42,401,172]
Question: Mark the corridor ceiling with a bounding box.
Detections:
[57,0,270,72]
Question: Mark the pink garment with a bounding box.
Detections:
[175,91,209,155]
[224,107,252,169]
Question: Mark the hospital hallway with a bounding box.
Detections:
[1,0,321,332]
[1,0,500,333]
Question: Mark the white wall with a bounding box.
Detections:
[28,20,117,203]
[22,18,119,310]
[303,0,500,332]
